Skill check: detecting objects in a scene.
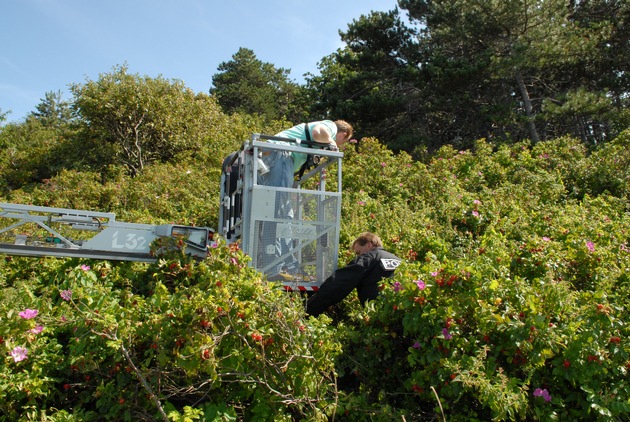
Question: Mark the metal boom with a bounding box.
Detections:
[0,203,211,262]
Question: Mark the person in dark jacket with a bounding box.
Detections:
[306,232,402,316]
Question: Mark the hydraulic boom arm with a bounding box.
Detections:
[0,203,212,262]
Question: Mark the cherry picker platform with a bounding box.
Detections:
[0,132,343,292]
[219,133,343,292]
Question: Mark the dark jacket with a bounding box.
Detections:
[306,247,402,316]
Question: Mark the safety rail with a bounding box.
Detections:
[219,133,343,291]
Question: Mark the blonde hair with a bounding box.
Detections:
[334,120,354,141]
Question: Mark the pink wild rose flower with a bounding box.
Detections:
[30,325,44,334]
[60,290,72,301]
[534,388,552,402]
[19,309,38,319]
[11,346,28,362]
[442,328,453,340]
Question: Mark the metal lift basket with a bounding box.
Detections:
[219,133,343,291]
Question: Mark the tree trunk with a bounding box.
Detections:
[515,70,540,143]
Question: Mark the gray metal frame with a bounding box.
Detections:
[219,133,343,290]
[0,203,211,262]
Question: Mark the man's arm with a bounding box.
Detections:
[305,263,364,316]
[310,123,337,147]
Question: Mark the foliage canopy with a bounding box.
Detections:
[210,48,309,124]
[1,128,629,420]
[0,4,629,419]
[308,0,629,153]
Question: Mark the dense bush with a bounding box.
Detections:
[1,129,629,420]
[0,242,341,421]
[331,131,630,420]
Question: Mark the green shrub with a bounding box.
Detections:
[0,243,342,421]
[331,134,630,421]
[2,132,629,420]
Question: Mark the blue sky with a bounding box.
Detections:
[1,0,399,124]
